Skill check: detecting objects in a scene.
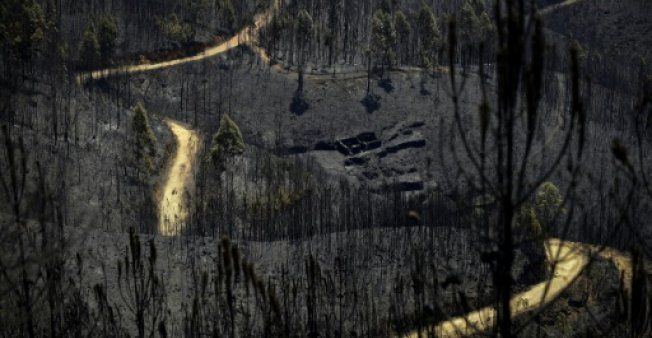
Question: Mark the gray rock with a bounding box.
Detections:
[287,145,308,154]
[345,156,368,166]
[394,173,424,191]
[314,140,336,151]
[384,132,426,155]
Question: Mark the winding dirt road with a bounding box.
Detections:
[76,1,278,83]
[541,0,583,15]
[159,120,200,236]
[404,239,642,337]
[76,0,645,332]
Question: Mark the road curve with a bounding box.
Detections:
[159,119,200,236]
[76,1,279,83]
[403,239,640,337]
[540,0,584,15]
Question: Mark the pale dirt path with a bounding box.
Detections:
[541,0,583,15]
[76,1,280,83]
[403,239,640,337]
[159,120,200,236]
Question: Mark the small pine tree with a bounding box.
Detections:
[79,25,100,70]
[0,0,47,62]
[158,14,194,47]
[477,11,494,44]
[132,103,157,174]
[394,11,411,64]
[295,9,313,62]
[458,1,480,45]
[535,182,564,231]
[210,114,245,167]
[371,9,396,73]
[417,4,439,68]
[221,0,236,33]
[514,205,547,283]
[97,15,117,65]
[294,10,313,96]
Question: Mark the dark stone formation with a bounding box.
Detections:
[364,140,382,150]
[314,140,337,151]
[287,146,308,154]
[357,132,377,142]
[344,156,368,166]
[331,133,383,155]
[336,141,351,155]
[363,171,379,179]
[340,137,360,147]
[349,144,364,154]
[399,181,424,191]
[385,138,426,154]
[395,174,424,191]
[409,121,425,128]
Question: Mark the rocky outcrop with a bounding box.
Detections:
[378,131,426,158]
[309,122,428,192]
[287,145,308,154]
[314,140,337,151]
[344,156,369,166]
[394,173,424,191]
[315,131,382,156]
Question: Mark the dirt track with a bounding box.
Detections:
[403,239,641,337]
[158,120,200,236]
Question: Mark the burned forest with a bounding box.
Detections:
[1,0,651,337]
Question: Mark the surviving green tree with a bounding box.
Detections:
[79,25,100,70]
[535,182,564,232]
[97,15,118,65]
[295,9,313,94]
[132,103,157,175]
[210,114,245,168]
[0,0,47,64]
[158,14,194,47]
[514,205,547,284]
[416,4,439,68]
[371,9,396,77]
[220,0,237,33]
[458,1,480,68]
[394,10,411,65]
